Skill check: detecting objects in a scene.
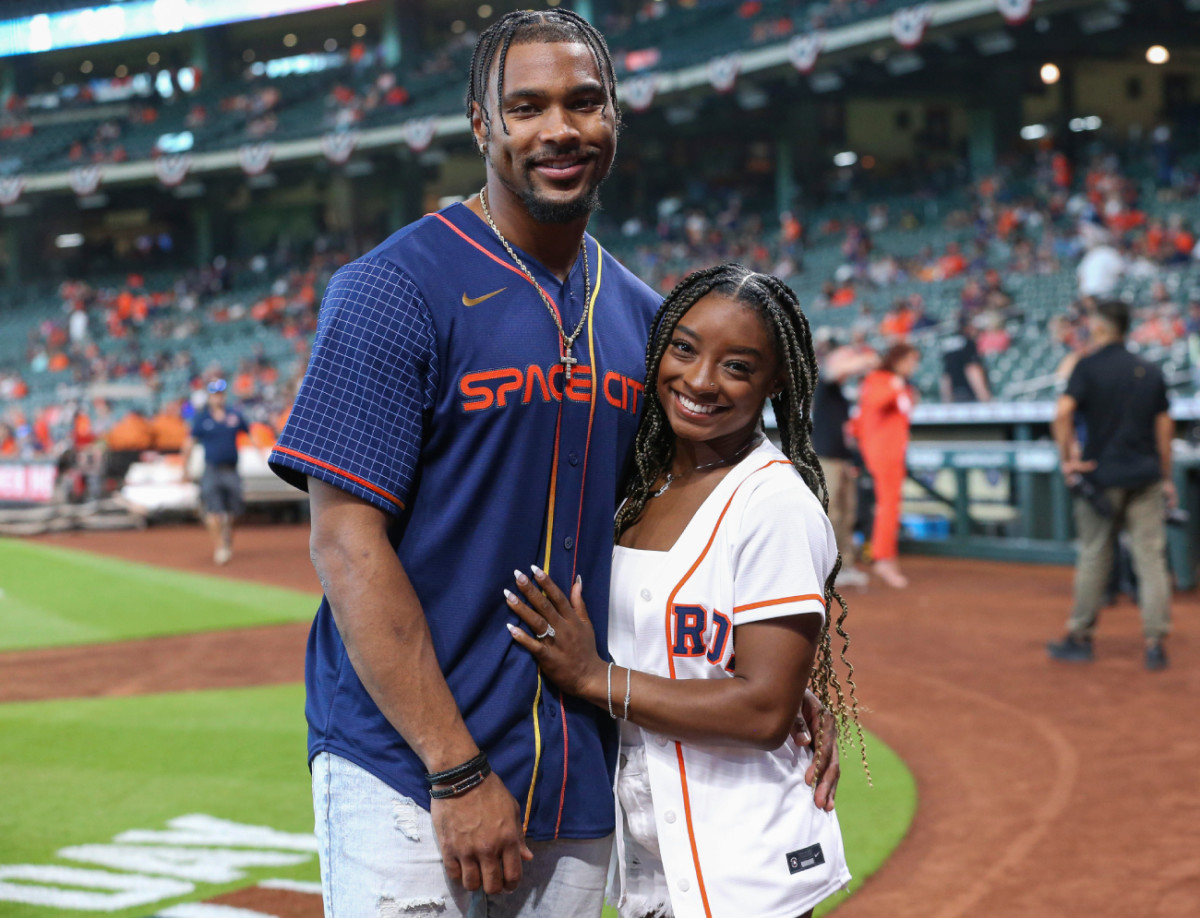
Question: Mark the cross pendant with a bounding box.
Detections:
[561,348,578,381]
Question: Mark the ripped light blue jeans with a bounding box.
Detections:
[312,752,611,918]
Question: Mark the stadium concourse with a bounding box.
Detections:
[3,522,1196,917]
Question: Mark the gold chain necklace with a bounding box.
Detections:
[479,187,592,381]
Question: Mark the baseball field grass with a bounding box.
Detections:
[0,539,315,650]
[0,684,912,918]
[0,538,916,916]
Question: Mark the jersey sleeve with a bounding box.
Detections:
[269,258,438,516]
[729,476,831,627]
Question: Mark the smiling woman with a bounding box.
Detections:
[505,264,870,918]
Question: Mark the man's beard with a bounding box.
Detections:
[518,166,606,224]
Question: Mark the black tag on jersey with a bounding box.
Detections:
[786,844,825,875]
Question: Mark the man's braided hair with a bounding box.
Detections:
[465,8,621,140]
[614,263,869,782]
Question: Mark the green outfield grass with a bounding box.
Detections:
[0,539,317,651]
[0,684,914,918]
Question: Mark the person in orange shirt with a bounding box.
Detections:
[879,299,914,341]
[855,343,920,588]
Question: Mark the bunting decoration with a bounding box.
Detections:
[622,74,657,113]
[707,53,741,93]
[403,118,437,153]
[996,0,1035,25]
[322,130,359,165]
[238,142,275,177]
[891,4,935,49]
[153,153,192,188]
[0,175,24,206]
[69,165,103,196]
[787,32,825,74]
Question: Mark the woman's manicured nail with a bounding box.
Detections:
[504,589,517,604]
[531,564,546,580]
[506,623,518,636]
[514,569,528,585]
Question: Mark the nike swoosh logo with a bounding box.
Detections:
[462,287,507,306]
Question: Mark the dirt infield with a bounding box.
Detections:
[12,524,1200,917]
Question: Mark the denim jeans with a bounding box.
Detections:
[311,752,611,918]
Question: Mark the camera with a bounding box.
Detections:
[1067,475,1114,518]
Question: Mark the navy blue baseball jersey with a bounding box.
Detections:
[270,202,659,841]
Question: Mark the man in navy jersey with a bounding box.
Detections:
[271,10,836,916]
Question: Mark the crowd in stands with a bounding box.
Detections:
[608,145,1200,379]
[1,0,939,175]
[0,243,353,472]
[4,139,1200,485]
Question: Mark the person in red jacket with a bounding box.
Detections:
[855,343,920,588]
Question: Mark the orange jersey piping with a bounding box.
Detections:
[662,458,792,918]
[271,445,405,509]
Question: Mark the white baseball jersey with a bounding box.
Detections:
[609,438,851,918]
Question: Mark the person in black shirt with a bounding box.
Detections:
[813,334,878,589]
[939,318,991,403]
[1048,300,1174,671]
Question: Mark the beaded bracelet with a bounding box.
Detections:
[425,752,489,788]
[428,760,492,799]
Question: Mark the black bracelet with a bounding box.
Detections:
[428,761,492,799]
[425,752,489,788]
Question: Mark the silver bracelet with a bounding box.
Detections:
[607,661,615,719]
[623,665,632,720]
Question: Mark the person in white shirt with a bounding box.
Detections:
[506,264,866,918]
[1076,221,1126,299]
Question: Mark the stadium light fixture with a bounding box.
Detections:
[478,4,494,18]
[833,152,859,168]
[55,234,85,249]
[1146,45,1170,65]
[352,23,367,38]
[325,38,337,52]
[147,51,159,65]
[1020,124,1048,141]
[1068,116,1102,132]
[283,33,298,48]
[1040,63,1060,85]
[451,20,466,34]
[81,59,93,74]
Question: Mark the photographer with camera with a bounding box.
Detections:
[1048,299,1174,671]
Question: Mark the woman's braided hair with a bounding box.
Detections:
[614,263,869,783]
[465,8,621,140]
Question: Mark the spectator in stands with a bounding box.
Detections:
[182,379,250,566]
[855,343,920,589]
[939,319,992,403]
[1048,299,1173,671]
[879,297,914,341]
[813,334,878,589]
[1076,221,1126,299]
